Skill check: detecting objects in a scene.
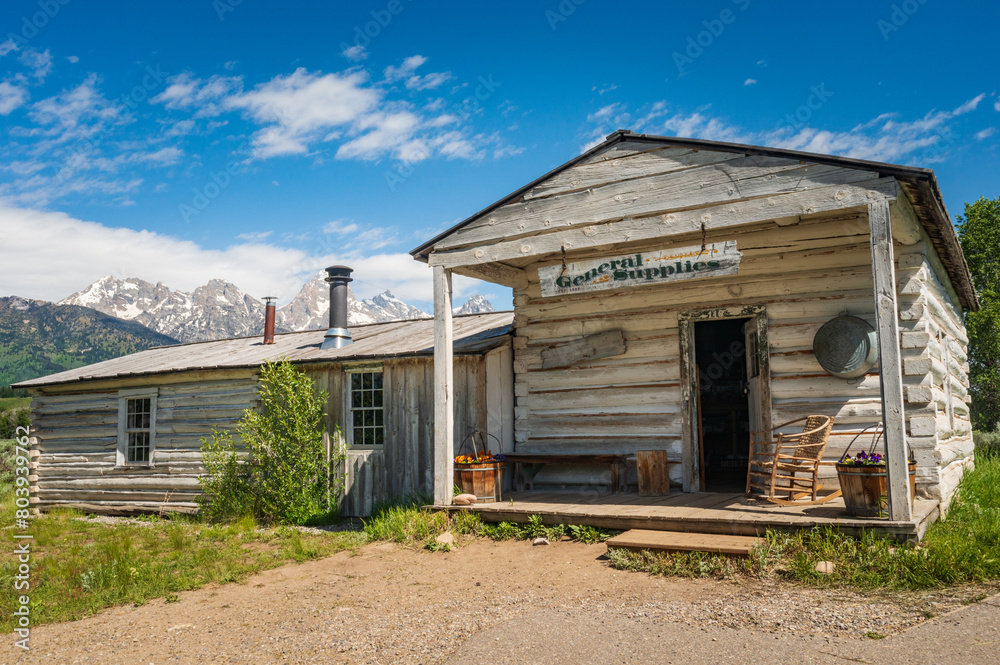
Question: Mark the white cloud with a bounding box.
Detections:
[236,230,272,241]
[384,55,427,82]
[29,74,120,134]
[151,72,242,117]
[226,68,380,158]
[744,78,757,86]
[584,94,990,166]
[975,127,996,140]
[995,98,1000,112]
[0,39,17,58]
[324,219,360,235]
[0,202,483,306]
[405,72,451,91]
[0,81,28,115]
[592,84,618,96]
[20,48,52,81]
[132,146,183,165]
[336,110,422,160]
[342,45,367,61]
[66,55,79,64]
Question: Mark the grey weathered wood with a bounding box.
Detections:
[433,158,881,253]
[433,266,455,507]
[428,180,898,269]
[540,330,626,369]
[869,198,912,521]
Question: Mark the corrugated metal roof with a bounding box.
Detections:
[410,130,977,311]
[14,311,514,389]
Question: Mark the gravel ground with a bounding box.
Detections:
[4,537,993,665]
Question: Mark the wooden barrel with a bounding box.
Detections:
[453,463,504,502]
[836,462,916,518]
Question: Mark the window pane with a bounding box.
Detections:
[351,390,362,408]
[374,410,383,427]
[374,427,384,445]
[373,372,383,390]
[363,410,374,427]
[373,390,383,408]
[128,432,150,463]
[362,372,372,390]
[353,410,363,427]
[361,391,372,408]
[361,428,372,445]
[351,373,361,390]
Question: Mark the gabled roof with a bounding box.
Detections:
[14,311,513,389]
[410,130,977,310]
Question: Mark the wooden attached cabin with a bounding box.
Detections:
[413,130,978,531]
[14,312,514,517]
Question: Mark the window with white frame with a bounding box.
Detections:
[349,370,384,446]
[117,388,157,466]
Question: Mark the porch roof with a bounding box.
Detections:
[411,130,977,311]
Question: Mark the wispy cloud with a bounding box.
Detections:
[342,44,368,61]
[581,94,990,165]
[744,78,757,86]
[236,230,273,241]
[151,72,242,117]
[0,81,28,115]
[20,48,52,82]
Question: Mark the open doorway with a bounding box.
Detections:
[693,318,754,492]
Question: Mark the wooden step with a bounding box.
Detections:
[606,529,762,556]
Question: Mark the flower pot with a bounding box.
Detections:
[454,462,504,502]
[836,461,916,518]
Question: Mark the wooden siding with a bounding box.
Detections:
[426,140,973,505]
[306,352,512,517]
[29,373,258,514]
[510,213,886,489]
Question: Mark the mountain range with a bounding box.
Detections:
[60,273,495,343]
[0,296,179,389]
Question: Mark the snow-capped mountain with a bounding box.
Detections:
[60,276,271,343]
[276,271,428,330]
[453,294,495,315]
[59,274,496,343]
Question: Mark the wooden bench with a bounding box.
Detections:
[503,453,630,493]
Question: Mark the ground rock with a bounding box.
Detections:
[453,494,477,506]
[815,560,836,574]
[435,532,456,545]
[532,537,550,546]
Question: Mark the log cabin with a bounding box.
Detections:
[413,130,977,535]
[14,276,514,517]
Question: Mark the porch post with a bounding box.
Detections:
[868,198,912,522]
[432,265,455,506]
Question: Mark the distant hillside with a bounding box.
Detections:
[0,297,179,388]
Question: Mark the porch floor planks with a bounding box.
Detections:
[435,492,941,542]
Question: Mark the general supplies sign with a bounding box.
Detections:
[538,241,742,297]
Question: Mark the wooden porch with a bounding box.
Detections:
[435,490,941,543]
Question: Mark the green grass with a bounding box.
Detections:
[608,449,1000,590]
[0,397,30,410]
[0,494,366,632]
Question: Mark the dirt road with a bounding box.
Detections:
[5,538,996,664]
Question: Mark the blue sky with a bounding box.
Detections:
[1,0,997,312]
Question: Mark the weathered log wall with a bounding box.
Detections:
[29,372,259,514]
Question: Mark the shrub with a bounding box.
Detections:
[0,406,30,440]
[198,360,345,525]
[974,428,1000,457]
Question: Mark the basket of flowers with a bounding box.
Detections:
[836,424,915,518]
[454,433,505,502]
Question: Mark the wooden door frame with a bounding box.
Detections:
[678,305,772,492]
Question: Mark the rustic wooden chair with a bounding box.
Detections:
[745,415,834,504]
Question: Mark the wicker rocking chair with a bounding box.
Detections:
[745,415,835,505]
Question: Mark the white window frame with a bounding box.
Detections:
[116,387,158,467]
[344,366,385,448]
